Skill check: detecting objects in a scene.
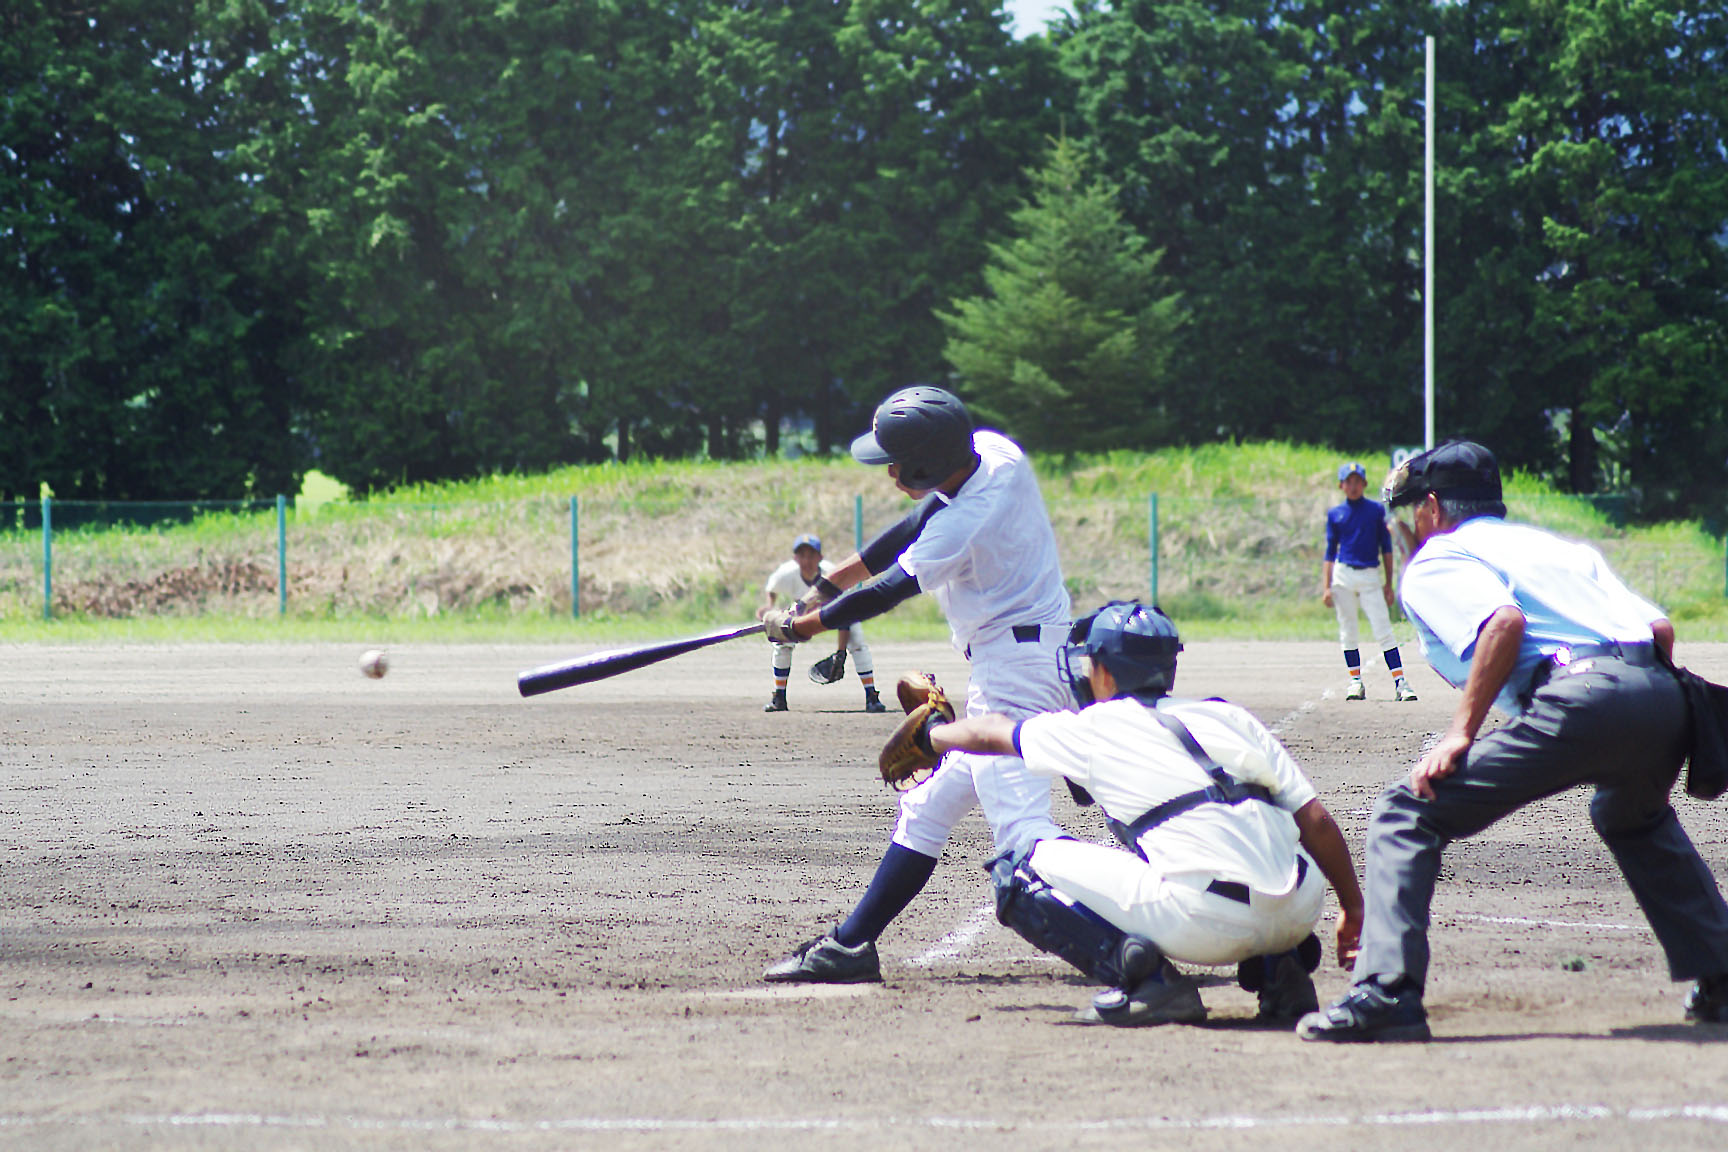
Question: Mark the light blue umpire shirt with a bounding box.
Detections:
[1399,517,1668,718]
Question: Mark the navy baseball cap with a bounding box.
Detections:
[1338,461,1368,483]
[791,533,822,553]
[1384,440,1502,509]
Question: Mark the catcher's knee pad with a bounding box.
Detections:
[986,846,1156,989]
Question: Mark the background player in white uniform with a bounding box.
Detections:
[1323,461,1417,701]
[925,601,1364,1026]
[760,386,1075,984]
[757,533,885,713]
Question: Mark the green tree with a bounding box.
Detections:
[1057,0,1431,450]
[939,137,1184,452]
[0,0,311,499]
[1434,0,1728,515]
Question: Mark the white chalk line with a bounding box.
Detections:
[2,1103,1726,1135]
[1449,913,1647,933]
[906,902,997,967]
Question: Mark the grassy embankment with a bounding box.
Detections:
[2,442,1724,644]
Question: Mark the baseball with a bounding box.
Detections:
[359,649,389,679]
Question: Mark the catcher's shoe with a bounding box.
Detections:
[763,689,788,713]
[763,932,882,984]
[1395,678,1420,702]
[1074,958,1206,1027]
[1344,679,1367,701]
[1248,951,1320,1025]
[1685,972,1728,1023]
[1297,978,1430,1043]
[863,688,887,714]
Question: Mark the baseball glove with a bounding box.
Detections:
[808,650,847,685]
[879,672,956,790]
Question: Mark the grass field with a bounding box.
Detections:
[1,444,1724,641]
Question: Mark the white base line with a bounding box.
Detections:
[1450,913,1647,933]
[1,1104,1725,1134]
[906,902,996,967]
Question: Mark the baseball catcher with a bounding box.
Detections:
[883,601,1365,1028]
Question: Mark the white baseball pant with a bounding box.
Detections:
[1029,837,1326,966]
[891,627,1071,858]
[1330,563,1395,652]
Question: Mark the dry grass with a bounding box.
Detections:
[1,446,1722,637]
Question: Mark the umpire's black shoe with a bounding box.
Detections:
[763,690,788,713]
[1297,977,1430,1043]
[763,932,881,984]
[863,688,887,714]
[1686,973,1728,1023]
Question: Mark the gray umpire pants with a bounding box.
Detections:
[1356,654,1728,989]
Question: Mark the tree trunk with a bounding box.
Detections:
[764,395,781,457]
[1568,405,1597,493]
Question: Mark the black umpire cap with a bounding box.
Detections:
[1384,440,1503,509]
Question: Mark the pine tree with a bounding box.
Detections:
[938,137,1184,453]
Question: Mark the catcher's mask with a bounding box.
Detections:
[850,385,978,491]
[1059,601,1182,707]
[1384,439,1502,510]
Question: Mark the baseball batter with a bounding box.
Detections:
[758,533,885,713]
[1323,461,1417,701]
[760,385,1074,984]
[919,602,1364,1026]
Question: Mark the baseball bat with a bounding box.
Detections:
[517,621,767,697]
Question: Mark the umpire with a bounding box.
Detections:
[1300,440,1728,1042]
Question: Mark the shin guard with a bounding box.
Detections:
[987,847,1157,989]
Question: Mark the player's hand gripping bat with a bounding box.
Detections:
[517,622,766,697]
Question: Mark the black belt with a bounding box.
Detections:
[966,623,1058,660]
[1525,641,1659,700]
[1207,856,1308,906]
[1342,563,1378,571]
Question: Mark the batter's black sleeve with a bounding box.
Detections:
[858,494,943,575]
[818,563,921,631]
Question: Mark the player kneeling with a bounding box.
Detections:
[897,602,1364,1026]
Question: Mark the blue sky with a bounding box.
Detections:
[1002,0,1072,38]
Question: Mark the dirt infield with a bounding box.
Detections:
[3,638,1727,1150]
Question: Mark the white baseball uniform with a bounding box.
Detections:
[892,429,1072,857]
[764,557,873,669]
[1015,696,1327,966]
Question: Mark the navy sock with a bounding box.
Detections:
[835,843,938,947]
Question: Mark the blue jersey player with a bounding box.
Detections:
[1322,462,1416,702]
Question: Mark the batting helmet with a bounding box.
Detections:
[1060,601,1183,707]
[850,386,978,491]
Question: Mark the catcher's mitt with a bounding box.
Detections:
[808,649,847,685]
[879,672,956,790]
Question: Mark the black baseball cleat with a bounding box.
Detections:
[863,689,887,714]
[1073,958,1206,1027]
[1240,946,1320,1025]
[763,932,881,984]
[763,690,788,713]
[1297,977,1431,1042]
[1685,972,1728,1023]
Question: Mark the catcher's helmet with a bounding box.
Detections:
[1060,601,1182,707]
[850,386,978,491]
[1383,440,1502,510]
